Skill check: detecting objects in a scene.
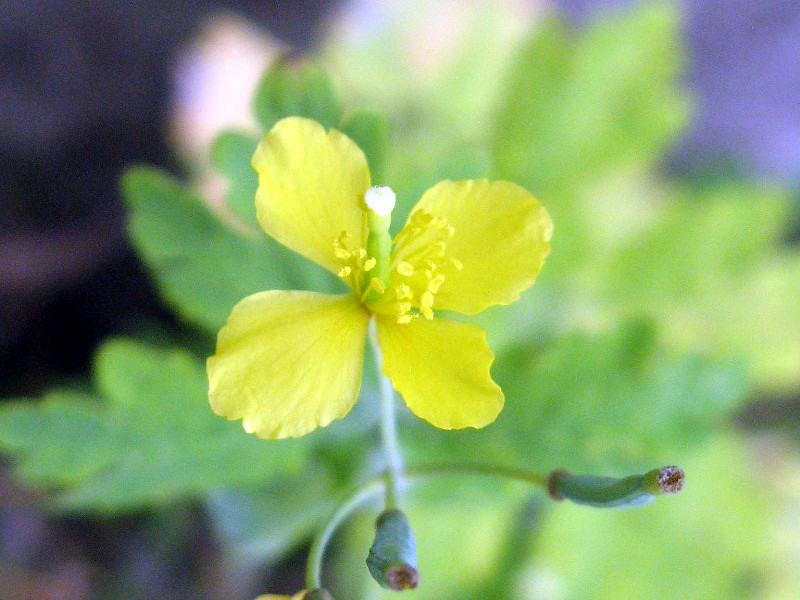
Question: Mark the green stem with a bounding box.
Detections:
[407,463,548,488]
[304,463,547,589]
[304,462,679,589]
[305,480,385,590]
[368,318,403,510]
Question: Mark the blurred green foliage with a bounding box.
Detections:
[0,339,310,512]
[1,2,798,599]
[401,320,748,473]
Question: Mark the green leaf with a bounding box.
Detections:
[491,3,690,274]
[252,61,341,132]
[122,166,339,333]
[599,180,800,389]
[340,110,389,181]
[210,129,260,225]
[493,3,689,193]
[0,339,311,513]
[401,321,749,473]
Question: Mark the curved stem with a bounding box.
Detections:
[368,319,403,509]
[306,480,385,590]
[304,462,547,589]
[407,463,548,488]
[304,462,681,589]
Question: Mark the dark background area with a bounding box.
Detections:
[1,1,798,599]
[0,0,338,399]
[1,2,335,598]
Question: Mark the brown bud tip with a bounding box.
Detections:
[547,469,570,501]
[385,563,419,591]
[656,466,685,494]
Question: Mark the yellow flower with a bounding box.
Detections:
[207,117,552,439]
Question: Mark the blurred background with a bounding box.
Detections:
[1,0,799,599]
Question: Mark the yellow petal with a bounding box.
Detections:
[396,179,552,315]
[208,291,370,439]
[253,117,370,276]
[376,316,503,429]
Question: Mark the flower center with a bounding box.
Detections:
[332,186,396,301]
[332,231,381,298]
[385,209,462,324]
[331,194,461,324]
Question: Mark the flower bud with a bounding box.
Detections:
[547,466,685,509]
[366,509,419,591]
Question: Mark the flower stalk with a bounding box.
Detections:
[368,319,403,510]
[306,481,384,590]
[305,462,684,591]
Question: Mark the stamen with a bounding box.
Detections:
[385,208,463,324]
[420,291,434,320]
[397,262,414,277]
[372,278,386,294]
[427,274,445,293]
[364,257,377,272]
[396,284,413,300]
[338,266,352,278]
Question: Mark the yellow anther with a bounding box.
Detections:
[450,257,463,271]
[364,257,377,271]
[337,266,352,278]
[427,274,445,293]
[397,262,414,276]
[412,211,434,227]
[397,314,412,324]
[398,300,412,314]
[444,225,455,237]
[370,277,385,294]
[357,248,367,260]
[334,247,351,260]
[396,284,413,300]
[420,291,435,320]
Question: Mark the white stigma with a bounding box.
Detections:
[364,186,396,216]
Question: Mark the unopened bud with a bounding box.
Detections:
[547,466,685,509]
[366,509,419,591]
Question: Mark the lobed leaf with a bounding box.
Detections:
[0,339,311,513]
[401,320,749,473]
[122,166,338,333]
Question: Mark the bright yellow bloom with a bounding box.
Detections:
[207,117,552,439]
